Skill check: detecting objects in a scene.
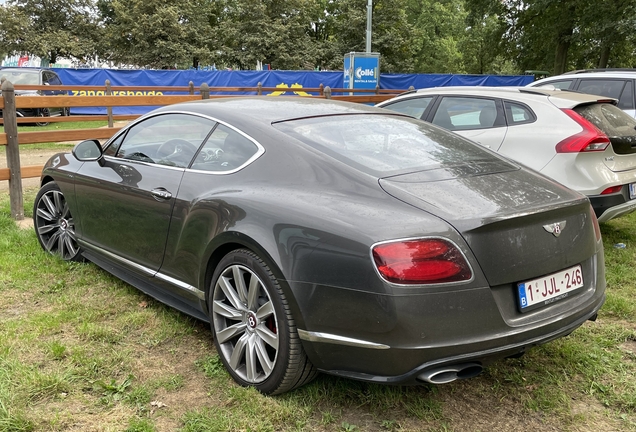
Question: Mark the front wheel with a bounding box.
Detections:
[33,182,83,261]
[209,249,316,394]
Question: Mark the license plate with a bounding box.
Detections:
[630,183,636,200]
[517,265,583,311]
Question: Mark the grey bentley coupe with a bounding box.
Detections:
[34,97,605,394]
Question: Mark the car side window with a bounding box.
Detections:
[578,79,625,100]
[191,124,260,172]
[618,81,634,110]
[115,114,215,168]
[380,97,433,119]
[504,101,536,125]
[103,132,127,156]
[432,97,500,131]
[47,73,62,86]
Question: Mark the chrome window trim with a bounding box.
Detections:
[297,329,390,350]
[78,239,205,300]
[102,155,187,172]
[101,110,265,175]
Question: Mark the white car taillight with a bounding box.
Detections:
[555,109,611,153]
[372,238,472,284]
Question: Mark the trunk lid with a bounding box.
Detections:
[380,166,596,286]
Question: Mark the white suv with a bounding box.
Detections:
[528,69,636,118]
[377,86,636,222]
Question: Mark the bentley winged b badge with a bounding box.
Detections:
[543,221,567,237]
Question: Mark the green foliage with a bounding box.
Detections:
[1,0,635,73]
[0,0,101,64]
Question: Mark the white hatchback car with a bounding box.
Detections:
[377,87,636,222]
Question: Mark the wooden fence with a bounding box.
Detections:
[0,79,407,220]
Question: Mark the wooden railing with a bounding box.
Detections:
[0,79,408,219]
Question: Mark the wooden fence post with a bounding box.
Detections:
[200,83,210,99]
[106,80,114,128]
[324,86,331,99]
[1,80,24,221]
[189,81,195,95]
[375,85,380,94]
[319,83,324,97]
[257,82,262,96]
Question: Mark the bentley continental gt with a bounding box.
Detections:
[34,97,606,394]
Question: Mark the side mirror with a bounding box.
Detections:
[73,139,103,162]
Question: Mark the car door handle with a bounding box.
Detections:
[151,188,172,200]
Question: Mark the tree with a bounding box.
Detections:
[328,0,418,72]
[405,0,467,73]
[97,0,217,69]
[0,0,101,64]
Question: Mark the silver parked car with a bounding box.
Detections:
[528,69,636,118]
[377,87,636,222]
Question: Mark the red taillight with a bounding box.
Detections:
[589,205,602,242]
[555,109,611,153]
[601,185,622,195]
[372,239,472,284]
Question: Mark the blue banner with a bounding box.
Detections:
[51,69,534,115]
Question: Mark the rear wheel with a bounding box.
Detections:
[36,108,50,126]
[209,249,316,394]
[33,182,83,261]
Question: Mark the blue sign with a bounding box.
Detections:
[344,52,380,92]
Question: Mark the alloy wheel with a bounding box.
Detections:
[35,188,79,260]
[212,264,279,384]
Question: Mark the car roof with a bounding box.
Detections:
[561,69,636,76]
[152,97,396,126]
[0,68,42,73]
[382,86,616,108]
[532,71,636,85]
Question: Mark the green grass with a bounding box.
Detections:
[1,189,636,430]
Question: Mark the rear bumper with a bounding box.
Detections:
[589,190,636,222]
[302,297,603,385]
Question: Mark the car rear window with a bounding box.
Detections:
[575,103,636,155]
[273,114,511,176]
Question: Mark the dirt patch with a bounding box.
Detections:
[620,340,636,354]
[0,147,64,192]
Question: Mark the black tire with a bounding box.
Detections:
[36,108,50,126]
[209,249,317,394]
[33,182,83,261]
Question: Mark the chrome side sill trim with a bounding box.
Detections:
[78,239,205,300]
[155,272,205,300]
[298,329,390,350]
[79,239,154,277]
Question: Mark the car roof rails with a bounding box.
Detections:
[562,68,636,75]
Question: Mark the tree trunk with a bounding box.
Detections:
[554,41,570,75]
[598,45,610,69]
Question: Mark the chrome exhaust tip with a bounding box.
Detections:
[418,362,483,384]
